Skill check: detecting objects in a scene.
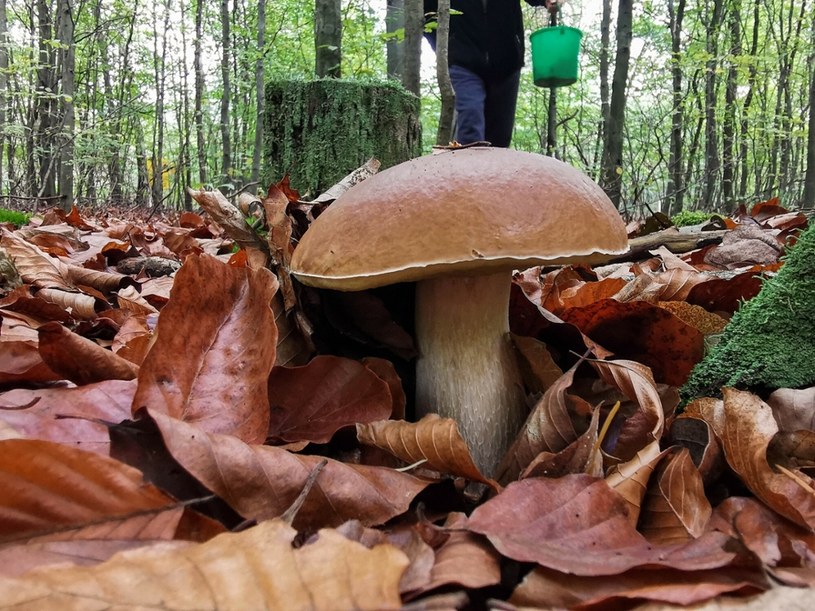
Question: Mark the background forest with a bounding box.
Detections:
[1,0,815,221]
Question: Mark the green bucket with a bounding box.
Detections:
[530,26,583,88]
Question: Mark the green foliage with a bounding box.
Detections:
[670,210,715,227]
[680,224,815,404]
[0,208,31,227]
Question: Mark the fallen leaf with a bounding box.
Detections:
[268,355,392,444]
[132,253,278,444]
[767,387,815,433]
[0,519,408,610]
[356,414,497,490]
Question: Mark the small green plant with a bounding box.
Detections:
[0,207,30,227]
[670,209,715,227]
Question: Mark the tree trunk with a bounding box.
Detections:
[151,1,170,208]
[0,0,7,191]
[314,0,341,78]
[194,0,207,186]
[402,0,422,95]
[737,3,759,201]
[434,0,454,145]
[701,0,723,211]
[721,2,739,211]
[220,0,232,190]
[600,0,632,210]
[594,0,612,176]
[664,0,685,216]
[386,0,405,81]
[545,10,558,157]
[804,10,815,205]
[35,0,57,201]
[251,0,266,189]
[57,0,74,212]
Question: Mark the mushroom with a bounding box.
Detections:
[289,147,628,476]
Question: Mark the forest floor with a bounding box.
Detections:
[0,191,814,609]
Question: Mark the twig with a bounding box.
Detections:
[281,458,328,525]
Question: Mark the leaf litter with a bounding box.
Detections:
[0,191,814,609]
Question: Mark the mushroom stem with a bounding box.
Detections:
[414,271,527,476]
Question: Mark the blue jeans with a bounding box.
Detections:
[449,65,522,148]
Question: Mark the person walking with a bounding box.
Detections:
[424,0,559,147]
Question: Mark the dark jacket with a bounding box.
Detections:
[424,0,548,79]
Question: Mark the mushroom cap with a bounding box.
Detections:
[289,147,629,290]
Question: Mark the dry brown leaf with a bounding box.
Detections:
[132,253,278,444]
[35,287,99,319]
[0,519,408,610]
[496,363,593,485]
[356,414,497,490]
[0,380,135,454]
[694,388,815,530]
[639,448,713,544]
[605,442,668,525]
[668,414,726,486]
[418,512,501,594]
[0,228,71,290]
[0,438,219,547]
[362,357,407,420]
[466,475,737,576]
[0,340,61,384]
[509,565,768,609]
[37,321,139,384]
[268,355,392,444]
[511,333,563,395]
[138,409,430,531]
[767,387,815,433]
[188,188,269,263]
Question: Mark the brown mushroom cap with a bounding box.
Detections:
[290,147,629,290]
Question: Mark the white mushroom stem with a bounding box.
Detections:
[414,271,528,476]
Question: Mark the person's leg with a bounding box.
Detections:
[449,65,487,144]
[483,69,521,148]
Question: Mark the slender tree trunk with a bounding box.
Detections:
[402,0,422,95]
[435,0,454,145]
[701,0,723,211]
[546,10,558,156]
[594,0,612,175]
[151,0,170,208]
[664,0,685,215]
[36,0,57,200]
[804,9,815,205]
[252,0,266,189]
[738,2,759,200]
[721,2,740,210]
[314,0,341,78]
[600,0,632,210]
[57,0,74,211]
[0,0,7,192]
[386,0,405,81]
[194,0,207,186]
[179,0,192,209]
[220,0,232,189]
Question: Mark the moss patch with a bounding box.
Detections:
[264,79,422,196]
[680,222,815,404]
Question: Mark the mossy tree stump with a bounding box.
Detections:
[681,223,815,403]
[264,79,422,196]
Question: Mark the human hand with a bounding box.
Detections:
[545,0,559,14]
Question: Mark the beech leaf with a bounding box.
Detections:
[132,253,278,444]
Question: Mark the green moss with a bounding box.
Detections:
[264,78,422,196]
[670,210,715,227]
[680,223,815,404]
[0,208,30,227]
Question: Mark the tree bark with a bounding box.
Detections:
[314,0,341,78]
[804,10,815,205]
[701,0,723,211]
[434,0,454,145]
[721,2,739,210]
[252,0,266,188]
[545,10,558,157]
[220,0,233,190]
[738,2,759,201]
[194,0,207,187]
[35,0,57,200]
[57,0,74,211]
[402,0,422,95]
[600,0,632,210]
[386,0,405,81]
[664,0,685,216]
[151,0,170,208]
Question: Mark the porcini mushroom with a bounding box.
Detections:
[289,147,628,476]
